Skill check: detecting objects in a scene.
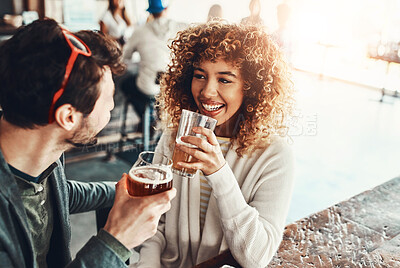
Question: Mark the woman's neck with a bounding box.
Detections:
[113,8,123,18]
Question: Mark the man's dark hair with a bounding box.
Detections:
[0,18,125,128]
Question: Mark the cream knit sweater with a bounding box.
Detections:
[134,131,295,268]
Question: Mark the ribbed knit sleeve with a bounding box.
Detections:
[132,215,166,268]
[205,139,295,268]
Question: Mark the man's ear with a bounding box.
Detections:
[54,104,81,131]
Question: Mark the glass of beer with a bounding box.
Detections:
[172,109,217,178]
[127,151,173,196]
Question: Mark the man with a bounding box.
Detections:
[122,0,187,135]
[0,18,175,267]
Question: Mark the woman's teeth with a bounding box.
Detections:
[202,103,224,111]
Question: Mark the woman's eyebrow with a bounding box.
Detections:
[193,67,204,72]
[218,71,237,78]
[194,67,238,78]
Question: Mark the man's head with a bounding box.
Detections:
[0,18,124,132]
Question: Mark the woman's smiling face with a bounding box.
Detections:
[191,59,244,128]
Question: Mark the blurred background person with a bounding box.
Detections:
[206,4,223,22]
[272,2,293,63]
[99,0,134,46]
[122,0,187,138]
[241,0,264,26]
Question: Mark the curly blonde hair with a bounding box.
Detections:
[158,21,294,157]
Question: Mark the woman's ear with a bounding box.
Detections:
[54,104,81,131]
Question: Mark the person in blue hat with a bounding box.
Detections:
[147,0,168,14]
[122,0,187,137]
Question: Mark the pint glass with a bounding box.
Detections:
[172,109,217,178]
[127,151,173,196]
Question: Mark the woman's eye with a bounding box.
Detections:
[219,78,232,84]
[193,74,205,79]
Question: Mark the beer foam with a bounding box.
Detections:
[129,166,173,184]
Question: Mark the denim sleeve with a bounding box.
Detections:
[0,250,15,267]
[67,180,116,214]
[66,233,130,268]
[97,228,132,262]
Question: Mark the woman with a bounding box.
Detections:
[135,21,295,268]
[99,0,133,46]
[241,0,264,26]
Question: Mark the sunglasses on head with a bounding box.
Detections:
[48,27,92,123]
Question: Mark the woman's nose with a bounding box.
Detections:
[201,79,218,98]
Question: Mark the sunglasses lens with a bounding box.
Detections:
[65,32,88,53]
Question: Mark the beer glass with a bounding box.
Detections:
[172,109,217,178]
[127,151,173,196]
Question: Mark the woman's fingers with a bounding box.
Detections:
[180,136,213,153]
[176,142,208,160]
[175,127,225,175]
[193,127,219,146]
[174,143,206,171]
[177,160,203,171]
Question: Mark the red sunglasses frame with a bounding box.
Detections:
[48,28,92,123]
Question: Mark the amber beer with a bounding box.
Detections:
[172,140,197,177]
[127,166,172,196]
[171,109,217,178]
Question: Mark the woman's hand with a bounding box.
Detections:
[175,126,226,176]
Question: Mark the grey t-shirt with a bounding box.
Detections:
[13,163,57,268]
[11,163,132,267]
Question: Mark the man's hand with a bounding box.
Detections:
[103,173,176,249]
